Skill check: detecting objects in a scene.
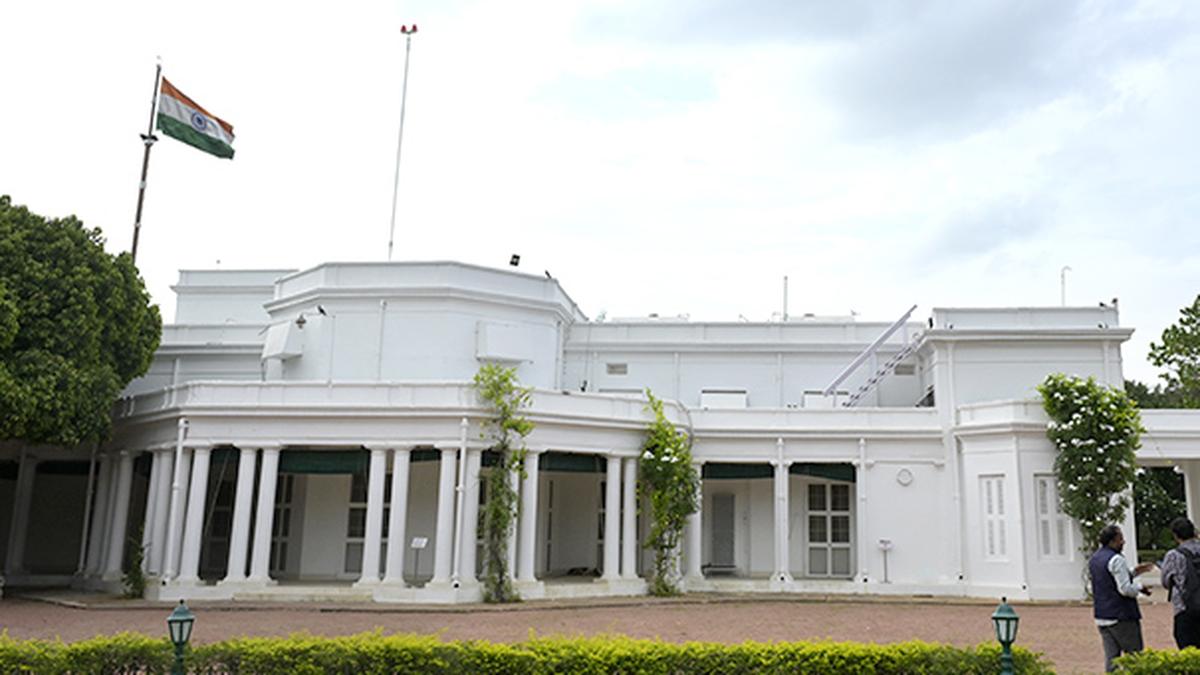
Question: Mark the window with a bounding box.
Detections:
[270,474,295,575]
[345,471,393,575]
[1035,475,1070,558]
[981,475,1007,560]
[597,480,606,571]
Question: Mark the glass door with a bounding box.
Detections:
[806,482,853,578]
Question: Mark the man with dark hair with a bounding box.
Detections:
[1090,524,1153,672]
[1160,516,1200,649]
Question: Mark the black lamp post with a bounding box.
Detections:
[166,599,195,675]
[991,596,1020,675]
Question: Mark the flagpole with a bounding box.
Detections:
[131,59,163,264]
[387,24,417,262]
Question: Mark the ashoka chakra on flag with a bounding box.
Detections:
[157,78,235,159]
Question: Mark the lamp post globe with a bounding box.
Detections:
[991,596,1020,675]
[166,600,195,675]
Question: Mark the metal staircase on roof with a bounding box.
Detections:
[843,330,927,407]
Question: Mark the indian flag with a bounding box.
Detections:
[156,78,235,159]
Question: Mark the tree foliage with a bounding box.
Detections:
[1038,374,1143,550]
[0,196,161,446]
[639,390,699,596]
[1124,379,1192,409]
[1148,295,1200,408]
[473,363,532,603]
[1133,467,1185,553]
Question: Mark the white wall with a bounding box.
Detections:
[297,474,352,580]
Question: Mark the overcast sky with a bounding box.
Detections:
[2,0,1197,383]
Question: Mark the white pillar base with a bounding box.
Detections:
[514,579,546,599]
[589,576,649,597]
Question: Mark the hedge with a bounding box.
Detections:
[1114,647,1200,673]
[0,632,1052,674]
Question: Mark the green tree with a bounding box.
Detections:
[1124,379,1191,409]
[1133,467,1185,553]
[1148,295,1200,407]
[1038,374,1143,550]
[473,363,532,603]
[639,391,699,596]
[0,196,161,446]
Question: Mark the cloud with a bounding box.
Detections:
[921,195,1052,261]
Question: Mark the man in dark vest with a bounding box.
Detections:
[1090,524,1154,672]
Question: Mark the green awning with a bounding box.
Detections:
[792,462,856,483]
[703,462,855,482]
[541,451,605,473]
[37,460,92,476]
[279,449,369,474]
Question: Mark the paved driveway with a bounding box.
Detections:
[0,594,1181,673]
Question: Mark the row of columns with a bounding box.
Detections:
[349,446,643,587]
[62,441,648,591]
[7,445,797,591]
[74,450,137,582]
[129,444,283,586]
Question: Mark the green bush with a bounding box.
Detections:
[0,632,1052,674]
[1114,647,1200,673]
[0,632,173,673]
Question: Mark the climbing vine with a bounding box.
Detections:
[122,529,146,599]
[639,390,699,596]
[474,364,533,603]
[1038,374,1144,551]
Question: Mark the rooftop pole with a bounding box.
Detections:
[386,25,418,261]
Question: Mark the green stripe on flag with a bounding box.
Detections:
[157,114,235,159]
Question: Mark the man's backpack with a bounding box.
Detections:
[1176,547,1200,617]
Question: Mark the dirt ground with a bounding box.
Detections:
[0,594,1182,674]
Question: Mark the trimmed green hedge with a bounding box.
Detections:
[0,632,1051,674]
[1114,647,1200,673]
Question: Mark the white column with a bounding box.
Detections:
[621,458,638,579]
[506,462,518,575]
[772,459,792,582]
[149,450,173,575]
[602,454,621,580]
[177,445,212,583]
[685,462,703,580]
[97,458,121,577]
[163,448,192,580]
[4,452,38,575]
[85,456,113,575]
[1183,461,1200,525]
[140,452,163,572]
[458,449,482,584]
[103,451,136,579]
[518,450,540,582]
[431,447,457,584]
[221,447,258,583]
[383,448,411,585]
[247,446,281,583]
[357,446,388,585]
[856,438,869,582]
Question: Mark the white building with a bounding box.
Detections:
[4,260,1200,603]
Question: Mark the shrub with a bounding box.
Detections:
[0,632,1052,674]
[0,632,173,674]
[1114,647,1200,673]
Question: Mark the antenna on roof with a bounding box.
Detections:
[782,275,789,321]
